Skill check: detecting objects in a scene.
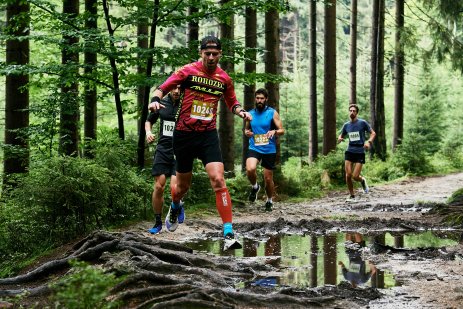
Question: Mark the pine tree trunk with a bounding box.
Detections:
[4,0,30,181]
[371,0,387,161]
[242,7,257,171]
[393,0,405,151]
[84,0,98,158]
[137,0,159,168]
[322,0,337,155]
[60,0,80,156]
[265,7,281,164]
[349,0,358,105]
[188,6,199,48]
[308,0,318,162]
[219,0,235,174]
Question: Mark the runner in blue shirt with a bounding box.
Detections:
[244,88,285,211]
[338,104,376,202]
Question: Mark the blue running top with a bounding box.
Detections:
[249,106,277,154]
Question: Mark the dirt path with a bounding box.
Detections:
[137,172,463,308]
[2,173,463,308]
[147,172,463,241]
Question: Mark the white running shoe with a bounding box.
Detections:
[223,233,242,251]
[165,203,179,232]
[361,177,369,193]
[345,195,356,203]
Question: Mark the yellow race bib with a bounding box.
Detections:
[191,100,214,120]
[254,134,269,146]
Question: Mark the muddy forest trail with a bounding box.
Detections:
[1,173,463,308]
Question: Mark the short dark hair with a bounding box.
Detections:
[200,36,222,50]
[255,88,268,98]
[349,104,359,112]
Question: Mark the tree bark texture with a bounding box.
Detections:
[308,0,318,162]
[371,0,387,161]
[265,7,281,164]
[349,0,358,106]
[60,0,80,156]
[219,0,235,174]
[4,0,30,179]
[137,0,160,168]
[84,0,98,158]
[323,0,337,155]
[242,7,257,171]
[393,0,405,151]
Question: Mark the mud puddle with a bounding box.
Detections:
[185,231,459,290]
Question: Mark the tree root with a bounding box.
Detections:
[0,230,340,308]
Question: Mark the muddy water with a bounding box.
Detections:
[186,231,458,289]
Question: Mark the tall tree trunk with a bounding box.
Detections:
[60,0,80,156]
[308,0,318,162]
[137,11,148,137]
[393,0,405,151]
[102,0,125,140]
[4,0,30,181]
[370,0,378,153]
[242,7,257,171]
[322,0,336,155]
[137,0,160,168]
[265,7,281,164]
[371,0,387,161]
[83,0,98,158]
[349,0,357,105]
[188,5,199,48]
[219,0,235,174]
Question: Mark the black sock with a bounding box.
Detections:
[155,214,162,225]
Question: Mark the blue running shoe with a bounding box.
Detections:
[148,222,162,234]
[178,201,185,224]
[165,203,179,232]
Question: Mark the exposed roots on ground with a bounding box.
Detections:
[0,230,376,308]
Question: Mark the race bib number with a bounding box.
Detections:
[191,100,214,120]
[349,262,361,273]
[162,120,175,137]
[348,131,361,142]
[254,134,269,146]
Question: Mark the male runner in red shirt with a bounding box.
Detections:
[149,36,251,250]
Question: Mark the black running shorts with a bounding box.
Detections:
[152,148,176,176]
[247,149,277,170]
[344,151,365,164]
[173,130,223,173]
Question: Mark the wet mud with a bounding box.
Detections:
[1,173,463,308]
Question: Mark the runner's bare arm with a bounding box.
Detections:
[148,88,166,112]
[267,111,284,139]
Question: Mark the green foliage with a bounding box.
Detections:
[364,157,406,182]
[448,188,463,205]
[390,133,434,175]
[440,132,463,169]
[280,157,323,199]
[50,260,122,309]
[407,64,444,156]
[0,134,151,276]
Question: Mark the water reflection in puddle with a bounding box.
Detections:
[185,231,458,289]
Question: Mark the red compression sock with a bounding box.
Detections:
[215,187,233,223]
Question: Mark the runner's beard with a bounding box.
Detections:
[350,114,356,120]
[256,103,265,111]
